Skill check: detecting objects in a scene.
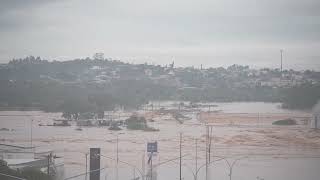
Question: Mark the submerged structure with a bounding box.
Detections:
[0,143,64,179]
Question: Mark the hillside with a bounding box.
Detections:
[0,56,319,113]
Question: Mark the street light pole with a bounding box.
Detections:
[226,157,245,180]
[150,153,153,180]
[30,119,33,147]
[179,133,182,180]
[116,135,119,164]
[106,134,120,180]
[99,154,144,180]
[195,139,198,180]
[116,134,119,180]
[85,153,88,180]
[133,168,136,180]
[47,154,50,175]
[142,152,145,180]
[205,126,209,180]
[191,155,247,180]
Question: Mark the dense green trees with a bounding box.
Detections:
[281,84,320,109]
[125,115,147,130]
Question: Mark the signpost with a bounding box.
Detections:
[147,142,158,180]
[90,148,101,180]
[147,142,158,153]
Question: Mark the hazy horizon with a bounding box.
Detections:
[1,0,320,70]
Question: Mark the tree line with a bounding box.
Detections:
[0,56,319,115]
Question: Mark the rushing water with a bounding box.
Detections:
[0,102,318,180]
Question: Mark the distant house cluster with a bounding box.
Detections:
[84,62,319,89]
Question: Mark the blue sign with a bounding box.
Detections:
[147,142,158,153]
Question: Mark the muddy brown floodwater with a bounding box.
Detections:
[0,102,320,180]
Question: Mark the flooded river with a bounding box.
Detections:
[0,102,319,180]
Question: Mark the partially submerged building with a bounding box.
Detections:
[0,143,35,160]
[0,143,64,178]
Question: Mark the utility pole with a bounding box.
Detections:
[85,153,88,180]
[280,49,283,73]
[47,154,50,176]
[151,104,154,120]
[208,126,212,163]
[133,168,136,180]
[30,119,33,147]
[205,126,208,180]
[142,152,145,180]
[204,125,214,180]
[116,135,119,164]
[208,126,214,180]
[195,139,198,180]
[116,135,119,180]
[150,154,153,180]
[179,133,182,180]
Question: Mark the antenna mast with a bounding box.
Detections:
[280,49,283,72]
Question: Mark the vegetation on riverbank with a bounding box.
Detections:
[272,118,297,125]
[125,115,159,131]
[281,84,320,110]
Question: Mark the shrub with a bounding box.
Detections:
[272,118,297,125]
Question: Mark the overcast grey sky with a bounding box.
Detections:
[0,0,320,69]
